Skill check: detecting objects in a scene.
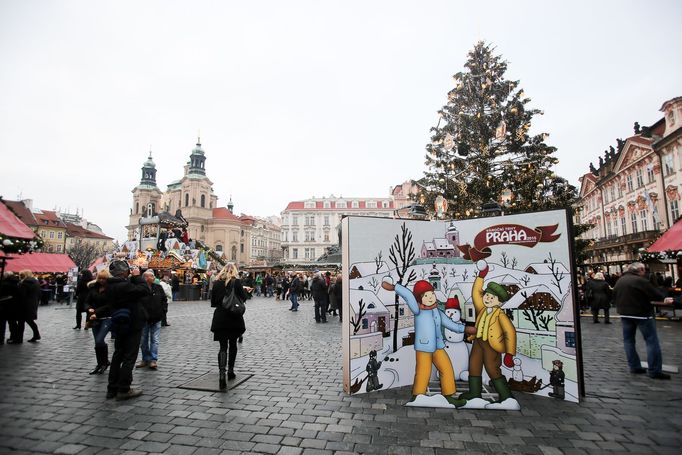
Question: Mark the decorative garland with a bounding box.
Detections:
[639,249,682,261]
[0,233,44,254]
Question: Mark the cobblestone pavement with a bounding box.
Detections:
[0,298,680,455]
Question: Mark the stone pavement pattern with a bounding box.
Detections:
[0,298,681,455]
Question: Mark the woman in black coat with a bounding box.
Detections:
[75,270,93,329]
[210,263,247,389]
[18,270,41,342]
[85,270,113,374]
[586,272,613,323]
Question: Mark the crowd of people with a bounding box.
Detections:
[0,270,42,344]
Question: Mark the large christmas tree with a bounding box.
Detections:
[420,41,577,218]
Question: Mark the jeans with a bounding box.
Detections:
[266,285,273,297]
[91,318,113,347]
[621,317,662,376]
[255,286,261,296]
[289,292,299,310]
[140,322,161,362]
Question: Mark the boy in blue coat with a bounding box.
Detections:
[382,277,466,406]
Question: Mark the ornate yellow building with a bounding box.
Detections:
[126,139,281,267]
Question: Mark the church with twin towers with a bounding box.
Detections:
[126,138,282,267]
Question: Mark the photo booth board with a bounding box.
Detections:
[342,209,583,408]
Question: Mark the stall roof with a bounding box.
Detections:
[647,219,682,253]
[2,252,76,273]
[0,201,36,239]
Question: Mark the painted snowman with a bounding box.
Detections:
[443,291,471,381]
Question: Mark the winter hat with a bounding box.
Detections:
[109,260,130,277]
[483,282,509,303]
[445,294,460,310]
[413,280,434,303]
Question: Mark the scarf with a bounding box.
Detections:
[476,307,500,341]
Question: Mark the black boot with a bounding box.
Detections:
[218,351,227,390]
[228,345,237,380]
[99,344,110,374]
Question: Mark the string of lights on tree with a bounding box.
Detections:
[419,41,578,219]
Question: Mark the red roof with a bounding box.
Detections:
[212,207,242,222]
[3,200,38,226]
[34,210,66,228]
[2,252,76,273]
[647,219,682,253]
[64,222,112,240]
[0,201,37,239]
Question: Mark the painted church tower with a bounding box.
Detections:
[127,151,163,240]
[446,221,460,257]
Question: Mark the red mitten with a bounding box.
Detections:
[503,353,514,369]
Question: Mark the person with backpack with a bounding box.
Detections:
[210,263,248,389]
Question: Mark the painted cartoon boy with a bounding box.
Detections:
[459,260,516,403]
[382,277,466,406]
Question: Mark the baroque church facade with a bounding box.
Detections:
[126,139,281,267]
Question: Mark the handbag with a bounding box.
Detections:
[221,280,246,316]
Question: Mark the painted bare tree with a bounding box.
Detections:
[547,252,565,293]
[520,274,531,287]
[374,251,383,274]
[388,222,417,352]
[500,252,510,268]
[350,299,367,335]
[511,257,518,270]
[368,277,379,292]
[461,268,470,282]
[522,308,553,331]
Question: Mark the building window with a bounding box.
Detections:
[57,232,63,239]
[56,244,62,252]
[324,215,330,226]
[240,243,244,253]
[49,231,54,239]
[136,202,139,214]
[606,220,612,237]
[640,210,648,231]
[565,332,576,348]
[231,246,237,260]
[612,219,618,237]
[304,201,315,208]
[292,216,298,226]
[626,175,633,192]
[324,232,329,242]
[382,201,389,208]
[200,194,206,208]
[292,231,298,242]
[620,216,627,235]
[305,231,315,242]
[367,201,377,208]
[618,184,623,198]
[603,191,609,204]
[636,168,644,187]
[361,319,368,329]
[215,244,223,252]
[335,201,347,209]
[292,248,298,259]
[241,230,244,237]
[185,193,189,207]
[630,212,638,233]
[323,201,330,208]
[304,248,311,259]
[671,200,680,221]
[664,154,674,176]
[352,200,359,208]
[647,165,655,183]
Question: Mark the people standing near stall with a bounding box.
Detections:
[17,270,41,343]
[171,273,180,301]
[86,270,113,374]
[210,263,247,389]
[75,269,94,330]
[585,272,613,324]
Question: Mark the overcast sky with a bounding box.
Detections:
[1,0,681,242]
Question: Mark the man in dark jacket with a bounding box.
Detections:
[311,272,329,323]
[288,274,300,311]
[17,270,41,342]
[74,270,93,329]
[96,261,150,399]
[136,269,166,370]
[613,262,670,380]
[1,272,20,344]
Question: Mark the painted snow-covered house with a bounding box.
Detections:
[541,288,578,383]
[502,284,561,359]
[349,261,389,279]
[525,262,569,276]
[349,289,393,358]
[420,222,461,259]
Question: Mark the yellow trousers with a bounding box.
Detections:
[413,349,456,396]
